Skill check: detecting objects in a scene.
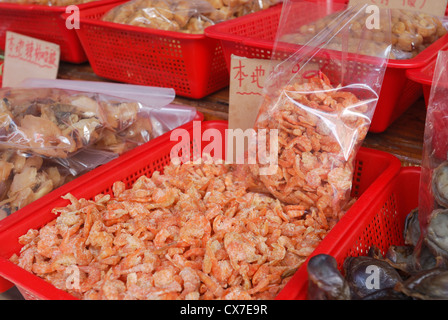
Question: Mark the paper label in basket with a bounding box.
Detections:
[228,55,273,162]
[3,32,60,88]
[228,55,273,132]
[348,0,448,16]
[228,55,321,160]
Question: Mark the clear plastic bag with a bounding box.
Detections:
[102,0,282,33]
[248,0,391,227]
[206,0,282,20]
[102,0,217,34]
[278,1,447,60]
[17,79,197,156]
[19,78,176,109]
[0,83,197,219]
[417,50,448,264]
[0,87,142,158]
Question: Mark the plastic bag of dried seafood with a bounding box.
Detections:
[248,0,392,228]
[0,87,144,159]
[206,0,282,20]
[102,0,219,34]
[0,86,196,219]
[278,0,447,60]
[0,0,98,5]
[417,50,448,264]
[101,0,282,34]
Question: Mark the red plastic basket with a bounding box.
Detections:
[406,43,448,108]
[0,0,121,63]
[74,1,230,99]
[0,120,401,300]
[277,166,420,300]
[205,2,448,133]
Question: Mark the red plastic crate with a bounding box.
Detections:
[277,166,420,300]
[0,120,401,300]
[205,2,448,133]
[0,0,121,63]
[74,0,230,99]
[406,43,448,108]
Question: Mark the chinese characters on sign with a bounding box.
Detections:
[3,31,60,88]
[6,33,59,69]
[229,56,274,138]
[232,59,267,95]
[348,0,447,16]
[367,0,426,9]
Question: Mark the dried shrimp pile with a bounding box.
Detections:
[251,73,368,227]
[10,161,333,300]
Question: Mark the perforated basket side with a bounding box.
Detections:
[0,5,86,62]
[0,121,401,300]
[76,2,229,99]
[276,167,419,300]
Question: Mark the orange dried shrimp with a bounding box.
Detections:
[10,160,333,300]
[251,73,369,227]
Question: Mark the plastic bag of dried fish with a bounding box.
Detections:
[418,50,448,265]
[101,0,282,34]
[102,0,218,34]
[0,87,143,159]
[248,1,392,228]
[205,0,282,21]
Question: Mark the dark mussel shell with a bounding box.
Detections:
[343,256,403,299]
[396,268,448,300]
[361,287,412,300]
[404,208,420,247]
[384,245,415,275]
[425,209,448,260]
[307,254,351,300]
[432,162,448,209]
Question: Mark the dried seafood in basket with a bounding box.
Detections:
[102,0,281,34]
[0,87,141,159]
[306,208,448,300]
[10,160,337,300]
[418,50,448,265]
[0,87,157,218]
[250,72,371,227]
[0,149,76,219]
[279,5,447,60]
[246,2,391,227]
